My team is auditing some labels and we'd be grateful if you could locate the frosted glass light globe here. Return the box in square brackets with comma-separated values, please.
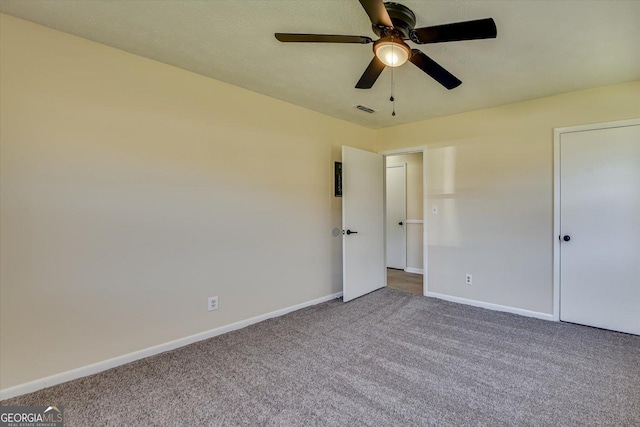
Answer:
[374, 41, 410, 67]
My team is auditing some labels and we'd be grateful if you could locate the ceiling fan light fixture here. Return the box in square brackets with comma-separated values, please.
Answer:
[374, 39, 410, 67]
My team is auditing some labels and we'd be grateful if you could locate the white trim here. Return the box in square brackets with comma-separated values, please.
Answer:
[0, 292, 343, 401]
[383, 155, 388, 289]
[422, 148, 428, 296]
[553, 129, 562, 321]
[554, 118, 640, 135]
[380, 146, 426, 156]
[552, 118, 640, 322]
[425, 291, 554, 321]
[405, 219, 423, 224]
[404, 268, 424, 275]
[401, 164, 407, 271]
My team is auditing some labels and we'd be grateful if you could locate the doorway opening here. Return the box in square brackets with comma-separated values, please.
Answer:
[387, 268, 423, 294]
[384, 151, 425, 295]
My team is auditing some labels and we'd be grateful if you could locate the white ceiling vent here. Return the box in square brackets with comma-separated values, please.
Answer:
[355, 105, 376, 114]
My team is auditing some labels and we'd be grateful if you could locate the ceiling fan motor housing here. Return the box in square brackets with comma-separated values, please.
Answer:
[373, 2, 416, 38]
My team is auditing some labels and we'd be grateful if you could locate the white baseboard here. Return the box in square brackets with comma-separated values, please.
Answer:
[424, 291, 554, 321]
[0, 291, 343, 401]
[404, 268, 424, 275]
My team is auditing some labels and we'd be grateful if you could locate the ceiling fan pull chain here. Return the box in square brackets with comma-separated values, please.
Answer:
[390, 66, 394, 103]
[390, 71, 396, 116]
[390, 38, 396, 116]
[389, 48, 396, 116]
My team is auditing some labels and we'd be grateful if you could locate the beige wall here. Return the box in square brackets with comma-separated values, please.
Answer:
[376, 81, 640, 315]
[0, 14, 374, 389]
[386, 153, 423, 271]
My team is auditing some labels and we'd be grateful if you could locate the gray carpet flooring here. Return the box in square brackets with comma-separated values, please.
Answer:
[2, 288, 639, 426]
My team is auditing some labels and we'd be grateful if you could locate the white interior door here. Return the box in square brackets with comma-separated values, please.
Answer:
[342, 146, 385, 302]
[386, 165, 406, 269]
[560, 124, 640, 335]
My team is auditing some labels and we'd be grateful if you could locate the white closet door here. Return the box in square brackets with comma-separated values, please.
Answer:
[560, 124, 640, 335]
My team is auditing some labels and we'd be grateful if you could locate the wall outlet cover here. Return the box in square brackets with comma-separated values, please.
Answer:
[208, 296, 219, 311]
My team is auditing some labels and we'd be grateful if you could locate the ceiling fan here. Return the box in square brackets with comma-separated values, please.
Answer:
[275, 0, 497, 90]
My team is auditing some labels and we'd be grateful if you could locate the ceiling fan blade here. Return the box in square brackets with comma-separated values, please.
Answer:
[411, 18, 497, 44]
[275, 33, 373, 44]
[408, 49, 461, 90]
[359, 0, 393, 28]
[355, 56, 386, 89]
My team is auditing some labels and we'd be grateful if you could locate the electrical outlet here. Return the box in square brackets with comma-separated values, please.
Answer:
[208, 296, 219, 312]
[465, 274, 472, 285]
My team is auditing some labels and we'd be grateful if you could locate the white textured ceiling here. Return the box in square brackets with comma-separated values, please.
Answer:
[1, 0, 639, 129]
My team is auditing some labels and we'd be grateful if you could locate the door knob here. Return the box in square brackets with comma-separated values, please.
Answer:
[346, 229, 358, 235]
[398, 221, 403, 226]
[563, 235, 571, 242]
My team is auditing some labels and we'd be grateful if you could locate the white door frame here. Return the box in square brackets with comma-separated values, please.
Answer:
[552, 118, 640, 321]
[380, 146, 428, 295]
